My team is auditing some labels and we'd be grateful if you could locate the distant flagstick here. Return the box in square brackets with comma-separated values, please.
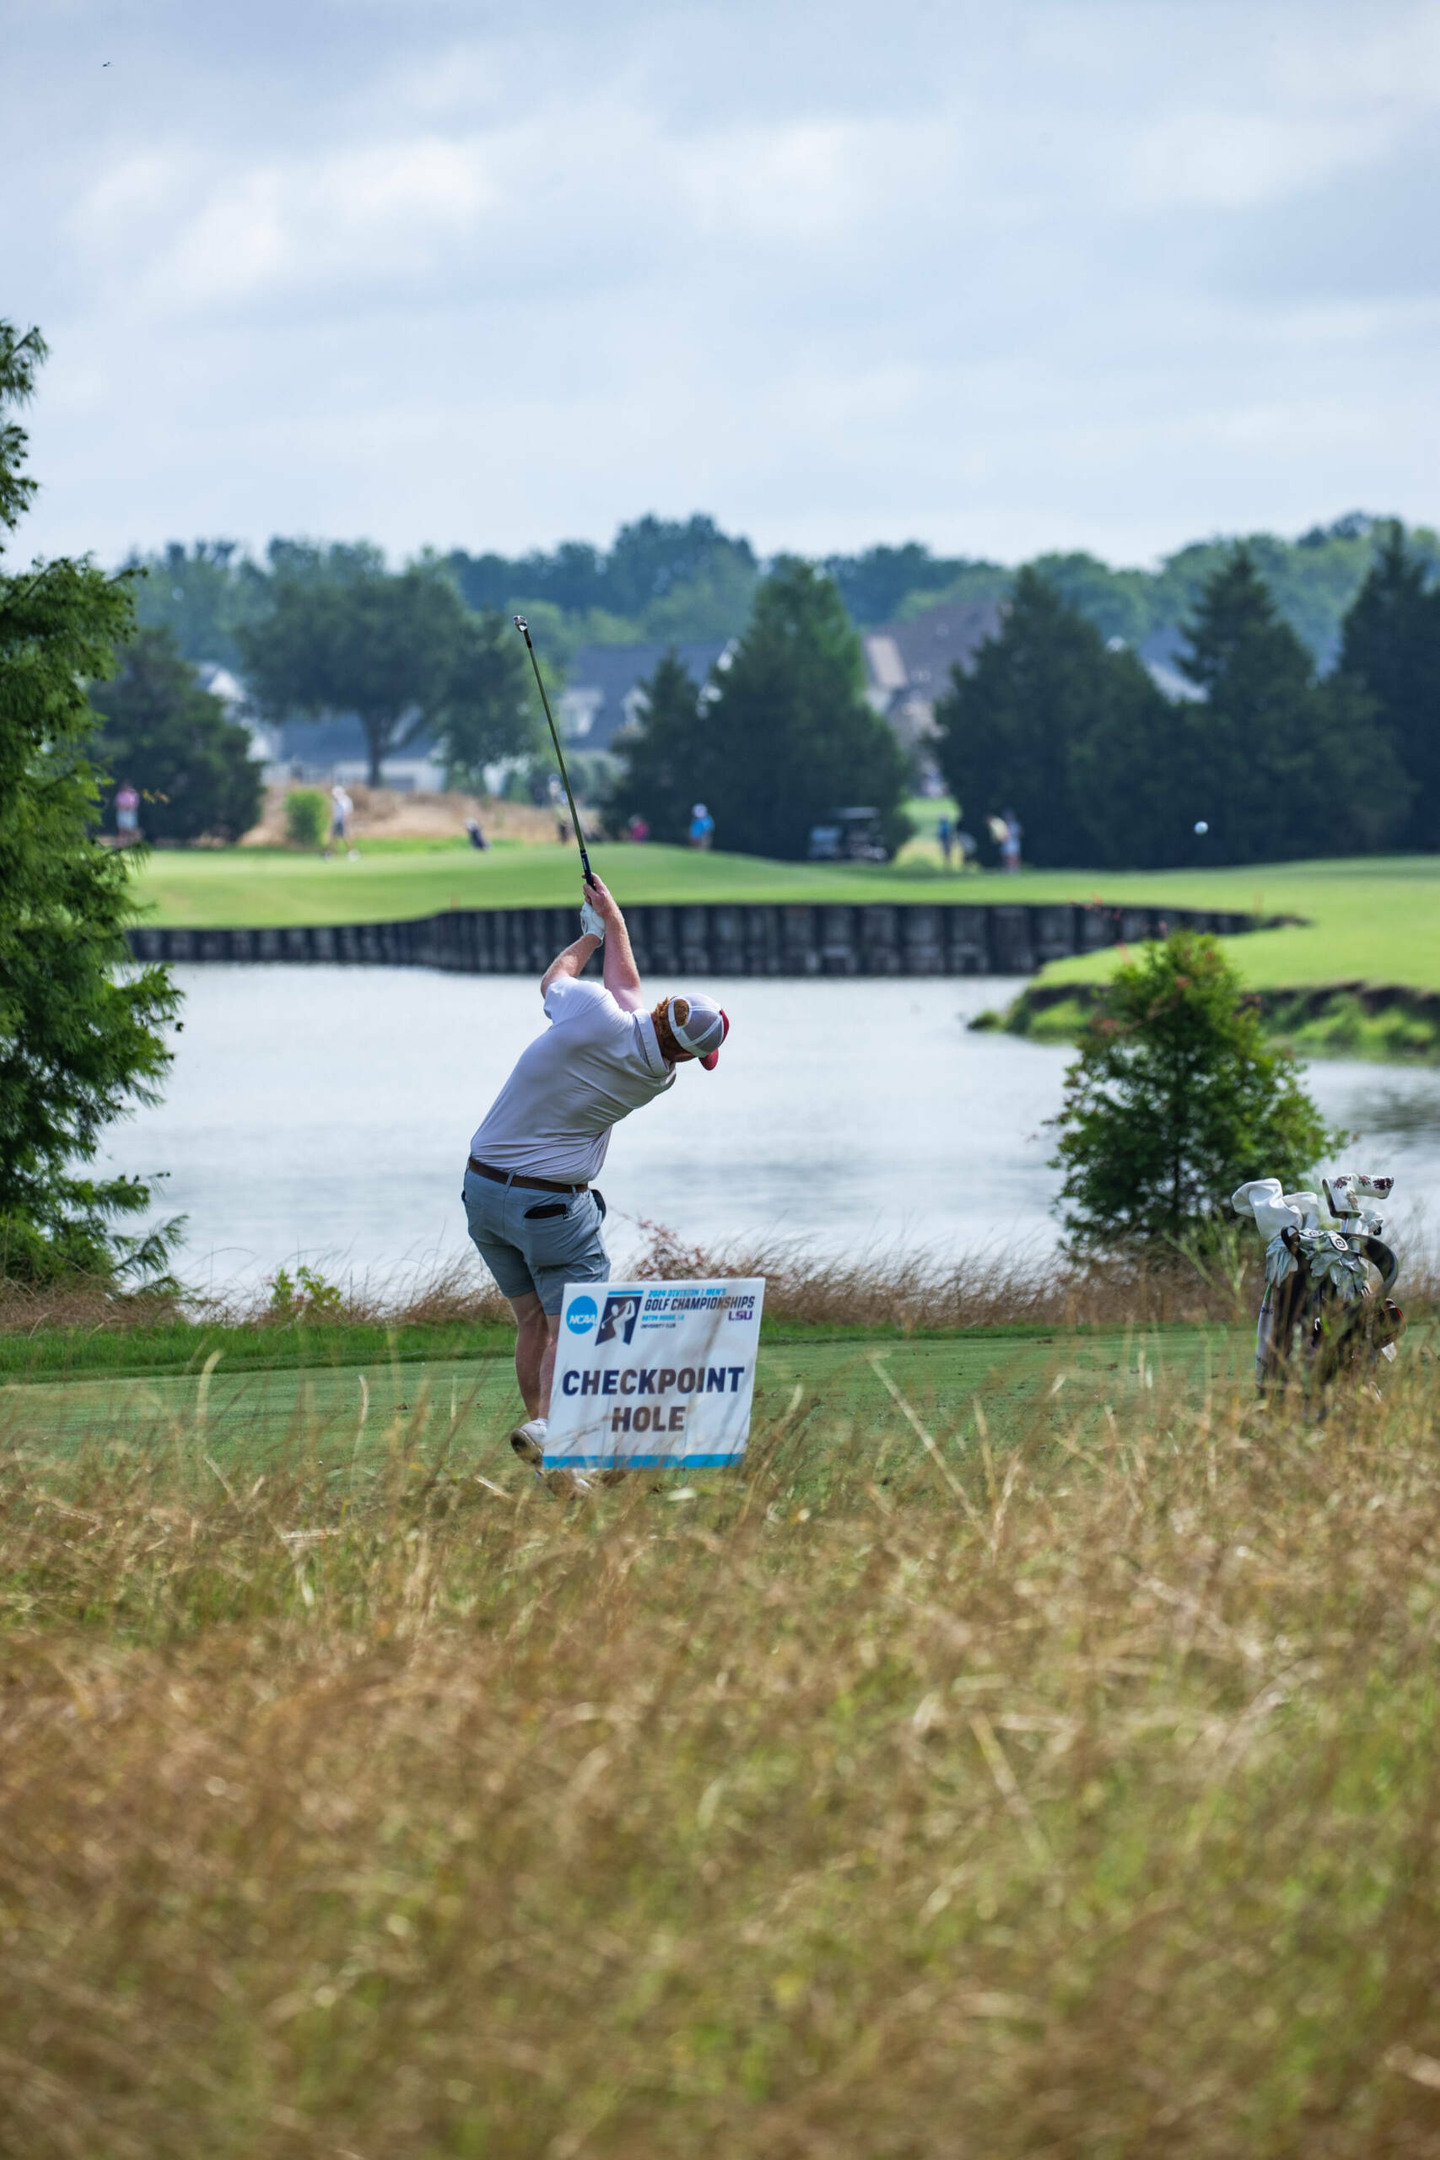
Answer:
[514, 615, 592, 882]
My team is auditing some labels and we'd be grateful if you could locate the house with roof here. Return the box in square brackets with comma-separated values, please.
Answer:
[558, 640, 733, 751]
[261, 715, 448, 792]
[190, 662, 447, 790]
[859, 601, 1203, 770]
[861, 600, 1003, 752]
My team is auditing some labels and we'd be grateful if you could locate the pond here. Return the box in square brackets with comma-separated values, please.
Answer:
[98, 967, 1440, 1293]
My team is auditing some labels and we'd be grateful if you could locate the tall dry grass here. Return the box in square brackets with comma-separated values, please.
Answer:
[4, 1203, 1434, 1347]
[15, 1217, 1436, 1343]
[4, 1340, 1440, 2156]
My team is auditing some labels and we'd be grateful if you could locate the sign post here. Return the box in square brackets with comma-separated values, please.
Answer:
[546, 1278, 766, 1471]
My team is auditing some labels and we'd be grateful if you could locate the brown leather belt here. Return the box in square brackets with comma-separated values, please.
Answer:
[467, 1155, 588, 1195]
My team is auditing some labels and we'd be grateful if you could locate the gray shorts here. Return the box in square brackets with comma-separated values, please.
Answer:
[462, 1166, 609, 1314]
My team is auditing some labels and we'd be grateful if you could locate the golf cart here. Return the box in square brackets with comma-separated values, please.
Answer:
[806, 807, 889, 863]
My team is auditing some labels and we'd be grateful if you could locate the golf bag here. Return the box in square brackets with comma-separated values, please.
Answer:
[1231, 1173, 1404, 1395]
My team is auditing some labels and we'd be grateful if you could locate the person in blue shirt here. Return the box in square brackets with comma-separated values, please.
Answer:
[688, 802, 715, 850]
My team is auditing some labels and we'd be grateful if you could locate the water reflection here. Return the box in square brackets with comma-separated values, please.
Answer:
[99, 966, 1440, 1292]
[1343, 1079, 1440, 1147]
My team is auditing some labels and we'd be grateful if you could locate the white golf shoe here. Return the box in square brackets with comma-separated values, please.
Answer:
[509, 1417, 547, 1467]
[509, 1417, 593, 1497]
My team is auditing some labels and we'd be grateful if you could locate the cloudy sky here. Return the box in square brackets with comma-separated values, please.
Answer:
[6, 0, 1439, 570]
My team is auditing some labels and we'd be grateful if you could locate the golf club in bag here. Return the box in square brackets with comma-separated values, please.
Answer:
[514, 615, 592, 882]
[1232, 1171, 1404, 1395]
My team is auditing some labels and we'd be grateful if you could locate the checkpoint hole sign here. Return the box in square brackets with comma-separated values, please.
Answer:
[546, 1279, 766, 1470]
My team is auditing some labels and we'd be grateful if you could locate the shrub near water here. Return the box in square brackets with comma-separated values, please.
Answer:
[5, 1345, 1440, 2156]
[1053, 930, 1339, 1255]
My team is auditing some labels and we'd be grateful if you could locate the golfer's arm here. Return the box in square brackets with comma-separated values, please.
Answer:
[540, 935, 600, 997]
[602, 912, 645, 1013]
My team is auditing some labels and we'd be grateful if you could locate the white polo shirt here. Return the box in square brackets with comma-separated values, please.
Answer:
[469, 978, 675, 1184]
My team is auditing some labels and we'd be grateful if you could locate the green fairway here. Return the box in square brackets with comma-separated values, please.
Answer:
[1030, 854, 1440, 995]
[127, 843, 1440, 994]
[1, 1326, 1247, 1480]
[128, 838, 962, 929]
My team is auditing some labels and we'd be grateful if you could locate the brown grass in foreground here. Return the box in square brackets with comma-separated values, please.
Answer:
[3, 1344, 1440, 2156]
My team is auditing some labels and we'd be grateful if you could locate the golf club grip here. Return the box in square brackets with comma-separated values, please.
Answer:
[515, 618, 592, 886]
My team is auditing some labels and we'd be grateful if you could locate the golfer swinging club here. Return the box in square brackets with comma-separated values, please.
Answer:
[463, 871, 729, 1466]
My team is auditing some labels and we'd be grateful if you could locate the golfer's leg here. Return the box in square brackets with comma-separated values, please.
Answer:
[537, 1312, 563, 1418]
[509, 1291, 550, 1419]
[521, 1190, 611, 1418]
[462, 1168, 544, 1422]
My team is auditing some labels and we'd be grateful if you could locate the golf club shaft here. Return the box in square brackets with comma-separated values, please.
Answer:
[514, 616, 592, 882]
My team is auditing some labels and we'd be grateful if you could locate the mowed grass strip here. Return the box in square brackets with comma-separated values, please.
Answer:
[2, 1340, 1437, 2155]
[0, 1327, 1241, 1470]
[127, 843, 1440, 994]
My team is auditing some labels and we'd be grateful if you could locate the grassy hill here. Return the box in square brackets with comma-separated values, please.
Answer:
[126, 843, 1440, 996]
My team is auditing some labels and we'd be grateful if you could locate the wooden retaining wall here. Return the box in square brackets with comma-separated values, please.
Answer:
[125, 900, 1271, 978]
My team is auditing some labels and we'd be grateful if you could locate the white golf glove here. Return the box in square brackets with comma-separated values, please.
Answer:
[580, 900, 606, 942]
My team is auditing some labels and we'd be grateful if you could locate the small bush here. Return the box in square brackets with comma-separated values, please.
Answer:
[267, 1262, 344, 1320]
[1052, 930, 1341, 1254]
[284, 789, 327, 847]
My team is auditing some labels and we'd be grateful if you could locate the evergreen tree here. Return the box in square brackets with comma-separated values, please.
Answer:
[608, 652, 705, 843]
[1175, 547, 1407, 862]
[89, 626, 264, 843]
[933, 568, 1179, 867]
[1339, 522, 1440, 850]
[0, 323, 181, 1283]
[614, 561, 909, 860]
[1053, 933, 1337, 1254]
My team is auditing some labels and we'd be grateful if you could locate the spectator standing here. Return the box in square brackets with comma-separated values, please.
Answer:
[465, 816, 489, 851]
[688, 802, 715, 850]
[936, 813, 954, 868]
[1001, 809, 1023, 875]
[114, 784, 140, 846]
[627, 812, 650, 844]
[328, 783, 354, 859]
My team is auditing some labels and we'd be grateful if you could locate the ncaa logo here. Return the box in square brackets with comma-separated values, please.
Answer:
[566, 1294, 599, 1334]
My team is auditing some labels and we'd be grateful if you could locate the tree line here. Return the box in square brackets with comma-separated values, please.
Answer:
[136, 509, 1440, 684]
[95, 513, 1440, 864]
[604, 530, 1440, 865]
[932, 535, 1440, 864]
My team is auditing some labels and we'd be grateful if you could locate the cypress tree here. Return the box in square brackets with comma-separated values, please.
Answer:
[0, 323, 181, 1282]
[1339, 522, 1440, 849]
[608, 651, 704, 844]
[1175, 547, 1407, 862]
[933, 567, 1179, 868]
[614, 562, 909, 860]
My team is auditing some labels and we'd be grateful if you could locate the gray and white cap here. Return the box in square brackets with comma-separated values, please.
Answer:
[667, 991, 730, 1071]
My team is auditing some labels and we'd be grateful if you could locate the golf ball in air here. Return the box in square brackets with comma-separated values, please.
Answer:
[1194, 820, 1209, 835]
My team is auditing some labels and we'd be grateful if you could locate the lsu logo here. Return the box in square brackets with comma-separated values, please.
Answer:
[566, 1294, 599, 1334]
[597, 1292, 642, 1346]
